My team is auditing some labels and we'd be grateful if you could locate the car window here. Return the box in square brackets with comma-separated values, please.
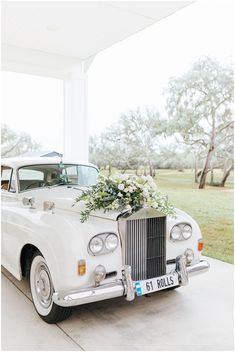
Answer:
[19, 169, 44, 180]
[18, 164, 98, 191]
[9, 170, 17, 193]
[1, 166, 12, 191]
[77, 165, 98, 186]
[18, 168, 44, 192]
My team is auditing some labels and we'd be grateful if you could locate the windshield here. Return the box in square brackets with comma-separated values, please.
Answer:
[18, 163, 99, 192]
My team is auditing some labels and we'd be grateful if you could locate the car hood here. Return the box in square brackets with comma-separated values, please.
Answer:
[21, 186, 192, 223]
[21, 186, 120, 220]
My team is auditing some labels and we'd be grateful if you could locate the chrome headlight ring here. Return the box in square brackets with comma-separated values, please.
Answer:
[170, 223, 192, 242]
[88, 232, 119, 256]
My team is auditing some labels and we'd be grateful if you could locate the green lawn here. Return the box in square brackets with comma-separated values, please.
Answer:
[155, 169, 234, 264]
[104, 168, 234, 264]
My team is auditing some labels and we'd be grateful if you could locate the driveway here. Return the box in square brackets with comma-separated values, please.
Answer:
[1, 257, 234, 351]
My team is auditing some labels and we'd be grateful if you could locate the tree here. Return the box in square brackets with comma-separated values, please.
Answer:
[1, 124, 41, 157]
[89, 108, 167, 175]
[117, 107, 166, 175]
[166, 57, 234, 188]
[212, 127, 234, 186]
[158, 144, 195, 170]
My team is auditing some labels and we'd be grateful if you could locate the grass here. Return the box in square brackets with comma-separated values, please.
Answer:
[155, 169, 234, 264]
[104, 168, 234, 264]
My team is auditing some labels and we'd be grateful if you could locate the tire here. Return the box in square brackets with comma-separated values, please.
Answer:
[30, 251, 72, 324]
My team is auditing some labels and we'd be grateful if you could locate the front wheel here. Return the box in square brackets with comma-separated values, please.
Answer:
[30, 252, 72, 323]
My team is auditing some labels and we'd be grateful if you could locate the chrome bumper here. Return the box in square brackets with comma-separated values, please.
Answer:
[187, 259, 210, 277]
[176, 256, 210, 286]
[53, 258, 210, 307]
[53, 281, 125, 307]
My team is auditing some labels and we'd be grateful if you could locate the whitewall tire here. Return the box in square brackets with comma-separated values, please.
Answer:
[30, 251, 72, 323]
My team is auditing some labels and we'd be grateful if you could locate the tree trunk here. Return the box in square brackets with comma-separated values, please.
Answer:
[199, 146, 214, 189]
[195, 166, 201, 184]
[220, 164, 233, 187]
[210, 167, 214, 185]
[199, 120, 216, 189]
[149, 165, 153, 177]
[194, 158, 198, 183]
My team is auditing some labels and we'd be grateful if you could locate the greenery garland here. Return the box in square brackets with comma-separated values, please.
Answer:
[75, 174, 175, 222]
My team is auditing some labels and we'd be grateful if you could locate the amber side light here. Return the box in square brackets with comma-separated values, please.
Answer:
[198, 240, 204, 251]
[78, 260, 86, 275]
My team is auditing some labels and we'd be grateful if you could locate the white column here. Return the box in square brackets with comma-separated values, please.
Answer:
[63, 63, 88, 161]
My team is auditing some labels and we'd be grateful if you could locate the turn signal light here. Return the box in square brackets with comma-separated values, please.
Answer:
[198, 240, 204, 251]
[78, 260, 86, 276]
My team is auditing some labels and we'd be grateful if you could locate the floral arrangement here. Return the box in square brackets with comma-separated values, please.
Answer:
[75, 173, 175, 222]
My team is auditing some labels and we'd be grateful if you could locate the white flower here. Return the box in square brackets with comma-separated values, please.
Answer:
[124, 188, 129, 193]
[143, 188, 149, 198]
[150, 182, 157, 190]
[125, 204, 132, 211]
[128, 186, 134, 193]
[118, 184, 125, 191]
[117, 192, 123, 197]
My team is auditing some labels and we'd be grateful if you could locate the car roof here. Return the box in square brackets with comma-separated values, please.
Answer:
[1, 156, 98, 169]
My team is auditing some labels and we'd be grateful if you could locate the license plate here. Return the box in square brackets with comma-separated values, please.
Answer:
[134, 272, 179, 296]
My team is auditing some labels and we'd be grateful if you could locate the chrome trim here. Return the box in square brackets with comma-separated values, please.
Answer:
[170, 223, 192, 242]
[22, 196, 36, 209]
[176, 255, 189, 286]
[53, 259, 210, 307]
[53, 281, 124, 307]
[187, 260, 210, 277]
[119, 214, 166, 281]
[123, 265, 135, 301]
[88, 232, 119, 256]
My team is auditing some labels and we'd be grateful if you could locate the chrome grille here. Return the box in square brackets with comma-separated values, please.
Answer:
[119, 216, 166, 281]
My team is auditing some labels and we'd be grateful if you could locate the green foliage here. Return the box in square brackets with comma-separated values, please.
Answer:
[89, 57, 233, 187]
[75, 173, 175, 222]
[165, 57, 234, 187]
[154, 169, 233, 264]
[89, 107, 169, 173]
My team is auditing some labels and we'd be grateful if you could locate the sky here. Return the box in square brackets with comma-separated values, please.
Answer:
[2, 0, 234, 153]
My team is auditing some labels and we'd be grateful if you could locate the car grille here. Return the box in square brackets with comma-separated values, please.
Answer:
[119, 216, 166, 281]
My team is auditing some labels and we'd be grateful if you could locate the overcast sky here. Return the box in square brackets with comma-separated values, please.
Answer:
[2, 0, 234, 153]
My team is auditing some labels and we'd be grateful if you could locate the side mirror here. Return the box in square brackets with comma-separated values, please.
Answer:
[43, 201, 55, 213]
[22, 197, 36, 209]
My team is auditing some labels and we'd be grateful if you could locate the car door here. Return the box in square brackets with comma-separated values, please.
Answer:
[1, 165, 21, 276]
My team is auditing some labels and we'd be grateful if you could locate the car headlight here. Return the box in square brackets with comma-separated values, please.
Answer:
[182, 224, 192, 239]
[171, 225, 181, 240]
[170, 223, 192, 241]
[89, 236, 103, 255]
[184, 248, 194, 264]
[88, 233, 119, 255]
[105, 234, 119, 251]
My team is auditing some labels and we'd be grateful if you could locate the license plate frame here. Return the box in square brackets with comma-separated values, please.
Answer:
[134, 272, 179, 296]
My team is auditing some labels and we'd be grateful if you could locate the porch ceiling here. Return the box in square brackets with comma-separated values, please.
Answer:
[2, 1, 192, 76]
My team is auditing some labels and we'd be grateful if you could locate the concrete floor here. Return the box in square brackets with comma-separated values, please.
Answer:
[1, 257, 234, 351]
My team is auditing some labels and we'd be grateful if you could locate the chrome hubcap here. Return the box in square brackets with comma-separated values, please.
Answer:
[34, 262, 53, 308]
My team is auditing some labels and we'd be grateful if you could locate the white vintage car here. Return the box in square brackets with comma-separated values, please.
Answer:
[1, 157, 209, 323]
